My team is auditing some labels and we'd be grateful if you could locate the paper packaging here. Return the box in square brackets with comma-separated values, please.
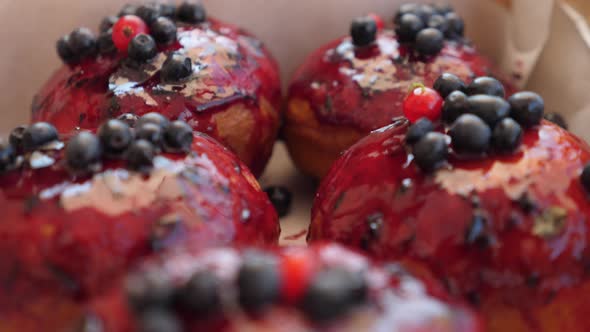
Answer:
[0, 1, 589, 243]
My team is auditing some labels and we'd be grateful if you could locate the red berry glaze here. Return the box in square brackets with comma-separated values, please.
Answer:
[80, 244, 483, 332]
[0, 132, 279, 332]
[33, 18, 281, 177]
[310, 119, 590, 332]
[286, 29, 515, 178]
[403, 85, 443, 123]
[112, 15, 149, 52]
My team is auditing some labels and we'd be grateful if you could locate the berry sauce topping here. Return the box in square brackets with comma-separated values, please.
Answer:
[0, 118, 279, 331]
[40, 2, 281, 178]
[401, 73, 543, 172]
[81, 244, 482, 331]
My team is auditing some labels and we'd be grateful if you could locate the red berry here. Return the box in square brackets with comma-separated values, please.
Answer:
[368, 13, 384, 31]
[112, 15, 149, 53]
[403, 85, 444, 123]
[280, 248, 317, 303]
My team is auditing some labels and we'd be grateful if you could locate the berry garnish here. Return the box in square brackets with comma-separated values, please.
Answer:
[99, 16, 118, 33]
[97, 30, 116, 54]
[160, 53, 192, 83]
[22, 122, 58, 152]
[434, 73, 466, 99]
[137, 113, 171, 130]
[301, 268, 367, 322]
[395, 13, 424, 43]
[137, 309, 182, 332]
[466, 95, 510, 126]
[119, 4, 138, 17]
[128, 33, 157, 62]
[433, 4, 454, 15]
[9, 125, 27, 152]
[445, 12, 465, 39]
[582, 163, 590, 193]
[367, 13, 384, 31]
[280, 249, 316, 303]
[98, 119, 133, 157]
[68, 28, 98, 59]
[176, 271, 222, 317]
[151, 17, 177, 45]
[415, 28, 444, 56]
[117, 113, 140, 127]
[405, 118, 434, 145]
[508, 91, 545, 128]
[0, 140, 16, 172]
[237, 251, 281, 312]
[544, 112, 568, 129]
[264, 186, 293, 218]
[442, 90, 469, 124]
[159, 3, 177, 18]
[65, 132, 102, 175]
[126, 140, 155, 173]
[56, 28, 98, 63]
[163, 121, 194, 153]
[449, 114, 492, 155]
[136, 3, 161, 25]
[492, 118, 523, 153]
[427, 14, 449, 35]
[136, 123, 164, 148]
[112, 15, 149, 53]
[126, 271, 175, 312]
[394, 3, 420, 25]
[466, 76, 505, 98]
[177, 1, 207, 24]
[402, 84, 443, 123]
[412, 132, 448, 171]
[56, 36, 76, 63]
[350, 16, 378, 47]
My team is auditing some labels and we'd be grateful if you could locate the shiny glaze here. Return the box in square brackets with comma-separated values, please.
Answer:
[288, 30, 513, 132]
[0, 132, 279, 332]
[310, 120, 590, 331]
[84, 244, 482, 332]
[32, 18, 281, 177]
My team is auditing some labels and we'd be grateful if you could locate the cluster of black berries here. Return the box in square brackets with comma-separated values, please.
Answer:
[407, 73, 545, 172]
[66, 113, 194, 175]
[394, 3, 464, 56]
[127, 251, 368, 331]
[0, 122, 60, 172]
[57, 1, 206, 65]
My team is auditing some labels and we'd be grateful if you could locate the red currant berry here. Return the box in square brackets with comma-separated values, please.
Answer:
[403, 84, 443, 123]
[280, 249, 317, 303]
[112, 15, 149, 53]
[368, 13, 384, 31]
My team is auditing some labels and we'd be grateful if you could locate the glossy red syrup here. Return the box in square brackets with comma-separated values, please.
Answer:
[288, 31, 514, 132]
[0, 132, 279, 331]
[85, 244, 483, 332]
[310, 119, 590, 331]
[32, 18, 282, 177]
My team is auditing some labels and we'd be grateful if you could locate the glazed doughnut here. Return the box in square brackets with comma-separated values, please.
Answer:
[79, 244, 482, 332]
[0, 119, 279, 331]
[32, 2, 281, 177]
[285, 4, 514, 179]
[310, 78, 590, 331]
